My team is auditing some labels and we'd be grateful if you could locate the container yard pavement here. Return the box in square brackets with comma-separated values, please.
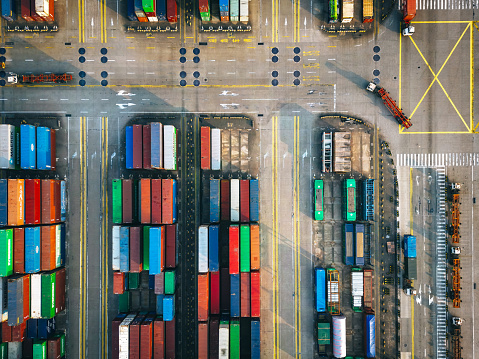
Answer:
[1, 0, 479, 358]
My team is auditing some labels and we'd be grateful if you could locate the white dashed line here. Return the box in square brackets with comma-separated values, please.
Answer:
[25, 59, 34, 62]
[39, 99, 48, 101]
[81, 99, 89, 101]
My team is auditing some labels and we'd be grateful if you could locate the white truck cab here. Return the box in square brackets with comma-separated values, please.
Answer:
[402, 25, 415, 36]
[6, 73, 18, 84]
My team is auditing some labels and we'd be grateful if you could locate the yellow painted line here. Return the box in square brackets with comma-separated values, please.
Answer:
[146, 47, 155, 49]
[400, 131, 471, 134]
[272, 115, 279, 359]
[89, 36, 97, 38]
[45, 35, 54, 38]
[79, 117, 86, 359]
[147, 36, 155, 39]
[25, 36, 33, 38]
[470, 22, 474, 132]
[327, 45, 336, 47]
[185, 36, 194, 39]
[474, 121, 479, 132]
[399, 29, 402, 109]
[126, 36, 135, 38]
[294, 115, 301, 358]
[247, 47, 256, 48]
[167, 36, 176, 38]
[127, 47, 135, 49]
[411, 295, 415, 359]
[410, 167, 413, 235]
[412, 20, 471, 23]
[100, 0, 104, 42]
[86, 46, 95, 49]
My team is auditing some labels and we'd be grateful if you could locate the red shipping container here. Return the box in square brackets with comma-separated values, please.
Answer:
[122, 179, 133, 223]
[153, 319, 165, 359]
[2, 321, 12, 342]
[209, 318, 219, 359]
[21, 0, 33, 21]
[143, 125, 152, 169]
[240, 180, 250, 223]
[41, 225, 56, 271]
[14, 228, 25, 273]
[113, 272, 125, 294]
[129, 317, 142, 359]
[140, 315, 154, 359]
[165, 224, 176, 269]
[41, 180, 52, 224]
[161, 179, 174, 224]
[50, 129, 56, 171]
[22, 275, 30, 322]
[30, 0, 44, 21]
[50, 180, 56, 224]
[166, 0, 177, 22]
[200, 126, 211, 170]
[140, 178, 151, 224]
[151, 179, 162, 224]
[198, 322, 208, 359]
[54, 180, 61, 222]
[129, 226, 142, 272]
[220, 180, 230, 221]
[210, 271, 220, 315]
[165, 319, 175, 359]
[240, 272, 250, 317]
[229, 226, 239, 274]
[25, 179, 41, 225]
[155, 273, 164, 295]
[112, 315, 125, 359]
[11, 321, 26, 342]
[132, 124, 143, 169]
[251, 271, 260, 317]
[8, 179, 24, 226]
[48, 335, 61, 359]
[220, 268, 230, 313]
[55, 267, 66, 314]
[198, 273, 209, 321]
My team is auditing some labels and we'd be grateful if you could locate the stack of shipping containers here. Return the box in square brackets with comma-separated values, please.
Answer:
[127, 0, 178, 23]
[0, 124, 67, 357]
[199, 125, 260, 359]
[111, 121, 178, 358]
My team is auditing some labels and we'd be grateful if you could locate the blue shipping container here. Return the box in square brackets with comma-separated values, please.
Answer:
[1, 0, 15, 21]
[60, 181, 66, 222]
[25, 227, 41, 273]
[149, 275, 155, 290]
[163, 295, 175, 321]
[60, 223, 66, 266]
[230, 273, 240, 317]
[0, 179, 7, 226]
[37, 318, 55, 339]
[156, 294, 164, 315]
[315, 268, 326, 312]
[171, 180, 178, 223]
[27, 318, 38, 338]
[7, 279, 23, 326]
[210, 179, 220, 223]
[344, 224, 354, 265]
[127, 0, 138, 20]
[120, 227, 130, 272]
[219, 0, 229, 12]
[249, 179, 259, 222]
[150, 123, 161, 168]
[355, 224, 365, 266]
[365, 314, 375, 358]
[251, 319, 260, 359]
[156, 0, 167, 20]
[404, 235, 417, 258]
[36, 127, 51, 170]
[125, 126, 133, 169]
[208, 225, 219, 272]
[149, 227, 163, 275]
[20, 125, 36, 170]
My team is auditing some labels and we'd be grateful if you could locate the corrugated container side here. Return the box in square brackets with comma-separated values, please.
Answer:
[41, 180, 51, 224]
[162, 179, 177, 224]
[129, 314, 143, 359]
[218, 322, 229, 358]
[210, 271, 220, 315]
[200, 126, 211, 170]
[220, 268, 230, 313]
[120, 227, 130, 272]
[7, 277, 23, 326]
[211, 128, 221, 170]
[0, 229, 13, 277]
[142, 125, 152, 169]
[149, 227, 165, 275]
[22, 274, 30, 322]
[150, 123, 164, 170]
[129, 226, 142, 272]
[230, 274, 240, 318]
[230, 179, 240, 222]
[209, 318, 219, 359]
[0, 180, 7, 226]
[8, 179, 24, 226]
[165, 319, 175, 358]
[153, 318, 165, 359]
[143, 226, 150, 271]
[229, 321, 240, 359]
[250, 224, 260, 270]
[156, 0, 166, 20]
[55, 267, 65, 314]
[166, 0, 177, 22]
[164, 270, 175, 295]
[13, 228, 25, 274]
[47, 336, 61, 359]
[163, 125, 177, 170]
[140, 314, 154, 359]
[240, 272, 250, 317]
[8, 341, 22, 358]
[126, 126, 133, 169]
[198, 273, 209, 321]
[240, 225, 250, 272]
[40, 272, 56, 319]
[25, 179, 38, 225]
[250, 271, 260, 317]
[112, 314, 127, 359]
[151, 179, 162, 224]
[60, 180, 66, 222]
[40, 226, 56, 271]
[55, 225, 61, 268]
[165, 224, 177, 269]
[2, 321, 12, 342]
[30, 274, 41, 318]
[112, 179, 122, 224]
[210, 179, 220, 223]
[163, 295, 175, 321]
[113, 272, 125, 294]
[36, 127, 51, 170]
[11, 322, 26, 344]
[239, 180, 249, 223]
[122, 179, 133, 223]
[198, 322, 208, 359]
[251, 320, 260, 359]
[220, 180, 230, 221]
[25, 227, 40, 274]
[112, 226, 121, 271]
[20, 125, 35, 170]
[208, 225, 219, 272]
[140, 178, 151, 224]
[50, 129, 56, 171]
[229, 225, 239, 274]
[364, 313, 375, 358]
[198, 226, 208, 273]
[249, 179, 259, 222]
[132, 124, 143, 169]
[155, 272, 165, 294]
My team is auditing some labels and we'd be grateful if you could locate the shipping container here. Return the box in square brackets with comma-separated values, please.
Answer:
[165, 224, 177, 269]
[208, 225, 219, 272]
[219, 0, 229, 19]
[198, 322, 208, 359]
[50, 129, 56, 170]
[129, 272, 139, 289]
[199, 0, 210, 20]
[132, 124, 143, 169]
[355, 224, 365, 266]
[120, 227, 130, 272]
[156, 0, 166, 20]
[127, 0, 138, 20]
[112, 179, 122, 224]
[364, 311, 375, 358]
[163, 125, 177, 170]
[332, 315, 346, 358]
[150, 123, 164, 169]
[315, 268, 326, 312]
[240, 272, 250, 317]
[122, 179, 133, 224]
[351, 268, 364, 312]
[129, 313, 145, 358]
[164, 270, 175, 294]
[113, 272, 125, 294]
[251, 320, 260, 359]
[55, 267, 65, 315]
[406, 257, 417, 280]
[8, 341, 22, 358]
[11, 321, 26, 343]
[119, 314, 136, 358]
[200, 126, 211, 170]
[209, 317, 219, 359]
[198, 225, 208, 273]
[8, 276, 23, 325]
[221, 130, 230, 172]
[162, 179, 177, 224]
[112, 226, 120, 271]
[211, 128, 221, 170]
[36, 127, 51, 170]
[41, 225, 56, 271]
[53, 180, 61, 223]
[118, 292, 130, 313]
[0, 125, 16, 169]
[239, 0, 248, 21]
[210, 271, 220, 315]
[229, 225, 239, 274]
[229, 0, 239, 21]
[156, 294, 164, 315]
[60, 180, 66, 222]
[126, 126, 133, 169]
[143, 226, 150, 271]
[151, 179, 162, 224]
[210, 179, 220, 223]
[13, 228, 25, 273]
[250, 224, 260, 270]
[230, 274, 240, 317]
[230, 179, 240, 222]
[40, 271, 56, 319]
[60, 223, 66, 267]
[198, 273, 209, 321]
[142, 0, 157, 21]
[250, 271, 260, 317]
[343, 224, 354, 265]
[22, 274, 30, 322]
[165, 319, 175, 358]
[30, 274, 41, 318]
[140, 313, 154, 359]
[8, 179, 24, 226]
[149, 226, 165, 275]
[143, 125, 152, 169]
[229, 320, 240, 359]
[220, 268, 230, 313]
[0, 180, 7, 226]
[155, 272, 164, 294]
[0, 278, 5, 322]
[163, 295, 175, 321]
[1, 0, 16, 21]
[2, 321, 12, 342]
[218, 320, 229, 359]
[153, 318, 165, 359]
[32, 340, 47, 359]
[140, 178, 151, 224]
[220, 180, 230, 221]
[249, 179, 259, 222]
[240, 225, 250, 272]
[0, 229, 13, 277]
[166, 0, 177, 22]
[240, 180, 249, 223]
[404, 234, 417, 258]
[40, 180, 52, 224]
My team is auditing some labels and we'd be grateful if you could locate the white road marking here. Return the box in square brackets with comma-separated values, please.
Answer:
[60, 99, 68, 101]
[25, 59, 34, 61]
[39, 99, 48, 101]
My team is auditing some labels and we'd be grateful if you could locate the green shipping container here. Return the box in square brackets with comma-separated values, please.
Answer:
[240, 225, 250, 272]
[0, 343, 6, 359]
[118, 292, 130, 313]
[33, 340, 47, 359]
[0, 229, 13, 277]
[112, 179, 122, 224]
[41, 272, 56, 318]
[230, 320, 240, 359]
[143, 226, 150, 271]
[200, 12, 211, 21]
[142, 0, 155, 13]
[164, 270, 175, 294]
[129, 272, 139, 289]
[57, 332, 66, 357]
[317, 322, 330, 345]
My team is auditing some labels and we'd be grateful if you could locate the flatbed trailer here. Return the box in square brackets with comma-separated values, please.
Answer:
[21, 73, 73, 83]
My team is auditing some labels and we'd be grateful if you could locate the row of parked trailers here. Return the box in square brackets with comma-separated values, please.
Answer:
[112, 178, 177, 225]
[343, 223, 364, 266]
[0, 125, 56, 170]
[127, 0, 177, 22]
[125, 124, 177, 171]
[1, 329, 65, 359]
[204, 179, 259, 223]
[1, 0, 53, 21]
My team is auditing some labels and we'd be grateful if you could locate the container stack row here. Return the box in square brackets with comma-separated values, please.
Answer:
[1, 329, 66, 359]
[125, 123, 177, 171]
[127, 0, 178, 23]
[204, 178, 259, 224]
[0, 125, 56, 170]
[2, 0, 55, 21]
[112, 178, 177, 225]
[198, 0, 249, 22]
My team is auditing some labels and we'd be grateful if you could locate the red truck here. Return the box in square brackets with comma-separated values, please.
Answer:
[402, 0, 416, 35]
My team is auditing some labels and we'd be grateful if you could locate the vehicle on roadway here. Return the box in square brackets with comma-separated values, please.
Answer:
[314, 180, 324, 220]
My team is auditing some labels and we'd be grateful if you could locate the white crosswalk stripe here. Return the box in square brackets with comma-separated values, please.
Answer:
[398, 0, 474, 10]
[396, 153, 479, 167]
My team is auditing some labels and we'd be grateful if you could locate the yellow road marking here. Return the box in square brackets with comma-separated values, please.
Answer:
[401, 131, 471, 134]
[272, 116, 279, 359]
[412, 20, 470, 23]
[470, 22, 474, 132]
[411, 295, 415, 359]
[101, 117, 109, 359]
[293, 116, 301, 358]
[410, 167, 413, 235]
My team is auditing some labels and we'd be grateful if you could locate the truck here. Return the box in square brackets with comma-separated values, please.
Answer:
[366, 82, 413, 129]
[327, 268, 340, 315]
[404, 235, 417, 258]
[332, 315, 346, 358]
[402, 0, 416, 36]
[5, 73, 72, 85]
[363, 269, 373, 309]
[351, 268, 364, 312]
[315, 268, 326, 312]
[341, 0, 354, 22]
[406, 257, 417, 280]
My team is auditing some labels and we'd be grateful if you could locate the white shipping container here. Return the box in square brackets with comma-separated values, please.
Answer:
[112, 226, 120, 271]
[0, 125, 15, 170]
[7, 342, 22, 359]
[55, 225, 61, 268]
[163, 125, 177, 171]
[35, 0, 50, 17]
[30, 274, 42, 319]
[198, 225, 209, 273]
[239, 0, 248, 21]
[147, 16, 158, 21]
[351, 272, 364, 296]
[119, 314, 136, 359]
[353, 295, 362, 308]
[218, 323, 229, 359]
[230, 179, 240, 222]
[328, 282, 339, 303]
[211, 129, 221, 170]
[151, 122, 164, 169]
[332, 315, 346, 358]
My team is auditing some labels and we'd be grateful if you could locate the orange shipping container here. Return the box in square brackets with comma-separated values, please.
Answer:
[251, 271, 261, 317]
[8, 179, 24, 226]
[198, 322, 208, 359]
[41, 225, 56, 271]
[140, 178, 151, 224]
[250, 224, 260, 270]
[198, 273, 209, 321]
[22, 275, 30, 322]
